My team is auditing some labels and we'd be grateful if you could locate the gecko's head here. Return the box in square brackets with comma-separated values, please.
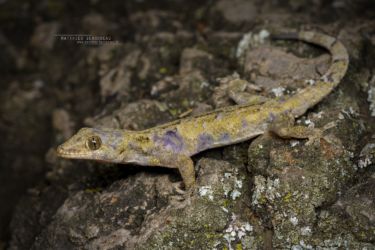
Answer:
[57, 127, 124, 163]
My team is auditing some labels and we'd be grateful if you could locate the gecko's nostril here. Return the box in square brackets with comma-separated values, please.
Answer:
[56, 145, 64, 155]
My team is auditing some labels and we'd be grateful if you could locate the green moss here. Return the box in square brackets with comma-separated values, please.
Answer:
[222, 199, 231, 208]
[283, 192, 292, 202]
[204, 232, 217, 239]
[235, 243, 243, 250]
[168, 108, 179, 117]
[258, 196, 267, 204]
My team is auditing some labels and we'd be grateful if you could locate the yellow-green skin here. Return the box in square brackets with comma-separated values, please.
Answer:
[57, 31, 349, 189]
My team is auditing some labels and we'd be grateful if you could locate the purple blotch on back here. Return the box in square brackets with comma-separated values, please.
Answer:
[154, 130, 184, 153]
[241, 119, 248, 129]
[268, 112, 276, 123]
[219, 133, 230, 142]
[197, 133, 214, 152]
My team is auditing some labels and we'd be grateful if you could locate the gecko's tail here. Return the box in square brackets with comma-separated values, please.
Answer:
[271, 31, 349, 87]
[270, 30, 349, 118]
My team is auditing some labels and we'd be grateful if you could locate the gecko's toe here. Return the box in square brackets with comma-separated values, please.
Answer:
[169, 195, 185, 202]
[305, 129, 324, 146]
[305, 137, 319, 146]
[305, 135, 322, 146]
[172, 181, 186, 195]
[321, 134, 342, 147]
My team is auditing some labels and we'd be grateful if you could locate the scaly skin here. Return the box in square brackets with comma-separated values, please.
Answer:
[57, 31, 349, 189]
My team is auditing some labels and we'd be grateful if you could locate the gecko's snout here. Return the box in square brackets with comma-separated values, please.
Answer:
[56, 141, 84, 158]
[56, 143, 82, 159]
[56, 145, 65, 156]
[56, 142, 77, 158]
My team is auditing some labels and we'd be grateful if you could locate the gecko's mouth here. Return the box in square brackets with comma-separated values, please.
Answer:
[56, 145, 117, 164]
[56, 145, 89, 159]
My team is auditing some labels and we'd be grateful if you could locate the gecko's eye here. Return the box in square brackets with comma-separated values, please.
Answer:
[86, 135, 102, 150]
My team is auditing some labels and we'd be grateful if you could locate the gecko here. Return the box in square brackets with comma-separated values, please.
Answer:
[57, 31, 349, 189]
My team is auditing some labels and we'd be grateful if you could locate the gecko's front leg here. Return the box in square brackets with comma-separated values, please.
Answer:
[156, 153, 196, 190]
[175, 155, 195, 189]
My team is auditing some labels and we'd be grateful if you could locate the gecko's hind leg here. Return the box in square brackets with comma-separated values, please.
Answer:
[164, 155, 195, 190]
[269, 113, 322, 145]
[171, 181, 187, 195]
[159, 155, 195, 192]
[227, 79, 269, 105]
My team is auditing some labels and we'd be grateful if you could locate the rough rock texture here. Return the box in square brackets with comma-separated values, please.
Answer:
[1, 1, 375, 249]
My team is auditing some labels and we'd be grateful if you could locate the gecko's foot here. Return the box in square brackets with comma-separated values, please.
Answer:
[320, 133, 342, 146]
[169, 194, 185, 202]
[305, 135, 321, 146]
[172, 181, 187, 195]
[305, 129, 324, 146]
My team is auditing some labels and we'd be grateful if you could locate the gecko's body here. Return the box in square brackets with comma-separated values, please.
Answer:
[57, 31, 349, 189]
